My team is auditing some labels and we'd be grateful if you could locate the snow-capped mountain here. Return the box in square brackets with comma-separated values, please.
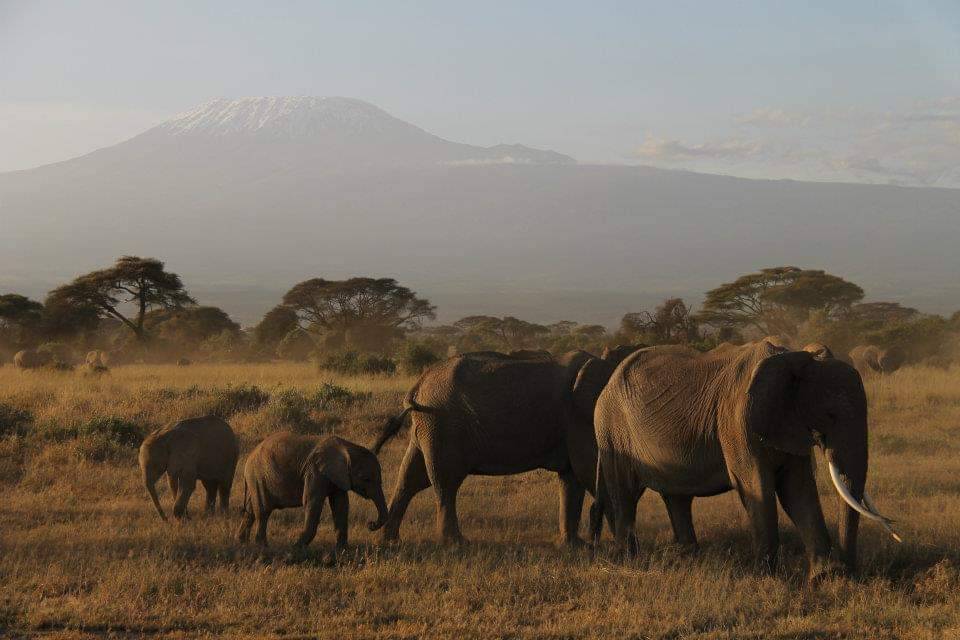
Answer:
[1, 97, 958, 325]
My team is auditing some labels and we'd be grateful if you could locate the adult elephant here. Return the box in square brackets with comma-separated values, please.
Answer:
[373, 348, 626, 546]
[13, 349, 51, 369]
[849, 344, 904, 377]
[595, 341, 899, 580]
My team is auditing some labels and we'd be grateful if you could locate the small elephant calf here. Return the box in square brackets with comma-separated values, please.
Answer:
[237, 432, 388, 549]
[139, 415, 239, 520]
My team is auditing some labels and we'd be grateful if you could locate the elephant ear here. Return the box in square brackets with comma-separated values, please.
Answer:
[312, 446, 351, 492]
[746, 350, 816, 455]
[571, 357, 616, 419]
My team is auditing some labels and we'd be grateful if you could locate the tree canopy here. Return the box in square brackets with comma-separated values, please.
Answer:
[144, 306, 240, 347]
[0, 294, 44, 348]
[620, 298, 700, 344]
[279, 277, 434, 352]
[46, 256, 195, 341]
[697, 266, 864, 336]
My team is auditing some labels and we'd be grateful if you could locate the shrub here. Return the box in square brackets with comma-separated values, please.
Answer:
[79, 417, 143, 447]
[397, 342, 441, 375]
[37, 342, 73, 365]
[319, 350, 396, 375]
[206, 384, 270, 417]
[265, 389, 312, 427]
[310, 383, 357, 410]
[0, 403, 32, 437]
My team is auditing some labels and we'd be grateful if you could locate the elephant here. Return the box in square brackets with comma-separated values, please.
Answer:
[849, 344, 904, 377]
[139, 415, 239, 520]
[237, 432, 388, 549]
[13, 349, 51, 369]
[802, 342, 834, 361]
[508, 349, 554, 360]
[373, 348, 631, 546]
[601, 344, 646, 365]
[85, 350, 106, 367]
[594, 341, 900, 580]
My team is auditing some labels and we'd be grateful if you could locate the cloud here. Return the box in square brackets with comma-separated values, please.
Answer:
[634, 97, 960, 187]
[633, 137, 765, 161]
[735, 107, 811, 127]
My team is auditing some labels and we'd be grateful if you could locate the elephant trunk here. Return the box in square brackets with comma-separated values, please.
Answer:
[367, 486, 389, 531]
[824, 425, 900, 569]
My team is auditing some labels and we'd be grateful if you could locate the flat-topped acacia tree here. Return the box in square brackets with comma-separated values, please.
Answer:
[279, 277, 435, 351]
[46, 256, 195, 342]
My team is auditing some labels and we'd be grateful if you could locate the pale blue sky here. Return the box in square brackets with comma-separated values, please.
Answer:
[2, 1, 959, 184]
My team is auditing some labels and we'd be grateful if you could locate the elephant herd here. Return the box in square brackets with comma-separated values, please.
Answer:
[139, 340, 901, 581]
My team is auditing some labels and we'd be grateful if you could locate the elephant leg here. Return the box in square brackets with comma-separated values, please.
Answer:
[662, 494, 698, 549]
[601, 453, 642, 557]
[201, 479, 218, 514]
[167, 473, 179, 499]
[382, 440, 431, 543]
[172, 471, 196, 520]
[775, 456, 834, 580]
[730, 468, 779, 572]
[558, 469, 586, 547]
[329, 491, 349, 552]
[236, 503, 254, 542]
[420, 444, 466, 545]
[218, 480, 231, 513]
[254, 505, 272, 546]
[295, 495, 324, 547]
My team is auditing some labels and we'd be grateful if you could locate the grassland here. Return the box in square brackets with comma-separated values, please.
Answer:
[1, 362, 959, 639]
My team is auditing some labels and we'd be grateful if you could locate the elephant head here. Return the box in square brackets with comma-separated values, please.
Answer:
[802, 342, 834, 361]
[303, 440, 389, 531]
[746, 350, 899, 567]
[601, 344, 646, 367]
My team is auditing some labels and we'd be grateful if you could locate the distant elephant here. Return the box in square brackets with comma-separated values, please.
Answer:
[601, 344, 647, 366]
[374, 349, 619, 546]
[802, 342, 834, 361]
[595, 341, 899, 580]
[176, 357, 192, 366]
[139, 415, 239, 520]
[85, 350, 110, 367]
[13, 349, 51, 369]
[237, 432, 388, 549]
[849, 344, 904, 376]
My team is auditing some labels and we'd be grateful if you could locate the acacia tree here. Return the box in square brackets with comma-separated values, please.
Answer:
[620, 298, 700, 344]
[0, 294, 44, 349]
[280, 277, 435, 351]
[453, 315, 549, 350]
[696, 266, 863, 336]
[254, 305, 300, 350]
[46, 256, 195, 342]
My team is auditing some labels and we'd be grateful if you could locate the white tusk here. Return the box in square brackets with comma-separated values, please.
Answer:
[828, 461, 902, 543]
[864, 490, 903, 543]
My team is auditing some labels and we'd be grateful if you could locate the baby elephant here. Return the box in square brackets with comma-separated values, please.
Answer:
[237, 432, 388, 549]
[139, 415, 239, 520]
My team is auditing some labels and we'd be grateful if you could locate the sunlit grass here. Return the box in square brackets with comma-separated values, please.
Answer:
[1, 363, 958, 638]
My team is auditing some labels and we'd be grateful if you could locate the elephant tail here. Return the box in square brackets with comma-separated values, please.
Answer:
[372, 384, 428, 455]
[589, 456, 607, 546]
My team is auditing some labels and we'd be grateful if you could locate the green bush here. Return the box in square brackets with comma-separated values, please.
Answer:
[262, 388, 343, 435]
[78, 417, 143, 447]
[397, 342, 441, 375]
[206, 384, 270, 417]
[318, 351, 396, 375]
[0, 403, 32, 438]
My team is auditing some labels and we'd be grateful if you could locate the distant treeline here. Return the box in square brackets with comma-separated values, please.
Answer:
[2, 258, 959, 374]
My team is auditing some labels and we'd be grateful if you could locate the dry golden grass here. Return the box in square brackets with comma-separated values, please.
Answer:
[1, 362, 959, 639]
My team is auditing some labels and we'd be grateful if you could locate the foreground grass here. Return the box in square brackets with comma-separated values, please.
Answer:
[1, 363, 959, 638]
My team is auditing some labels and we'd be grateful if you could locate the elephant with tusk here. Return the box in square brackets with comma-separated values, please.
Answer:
[594, 340, 899, 581]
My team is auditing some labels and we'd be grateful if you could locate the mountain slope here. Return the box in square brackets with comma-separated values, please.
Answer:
[1, 97, 958, 325]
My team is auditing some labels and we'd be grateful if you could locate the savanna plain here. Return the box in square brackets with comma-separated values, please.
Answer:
[1, 363, 959, 639]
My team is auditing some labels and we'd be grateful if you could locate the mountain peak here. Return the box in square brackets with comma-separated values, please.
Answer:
[156, 96, 413, 138]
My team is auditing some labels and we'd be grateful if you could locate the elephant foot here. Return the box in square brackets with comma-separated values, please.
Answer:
[559, 535, 589, 550]
[806, 557, 848, 585]
[441, 534, 466, 548]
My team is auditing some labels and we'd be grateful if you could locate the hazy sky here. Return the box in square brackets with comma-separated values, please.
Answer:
[2, 1, 959, 185]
